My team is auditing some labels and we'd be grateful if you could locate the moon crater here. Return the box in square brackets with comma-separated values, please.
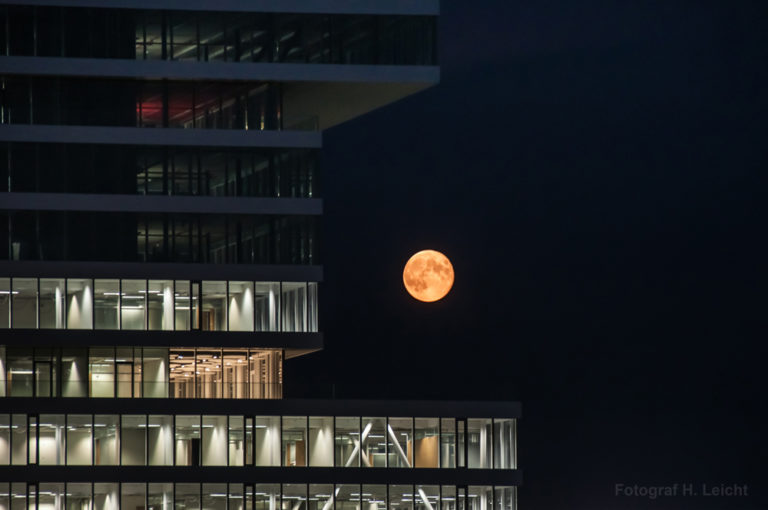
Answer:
[403, 250, 454, 302]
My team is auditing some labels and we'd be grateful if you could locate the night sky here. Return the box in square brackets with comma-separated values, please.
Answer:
[287, 2, 767, 509]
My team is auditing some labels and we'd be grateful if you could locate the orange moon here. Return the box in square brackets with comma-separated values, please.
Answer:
[403, 250, 454, 302]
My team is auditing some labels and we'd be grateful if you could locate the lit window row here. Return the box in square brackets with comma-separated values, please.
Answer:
[0, 484, 515, 510]
[0, 414, 515, 469]
[0, 278, 318, 332]
[0, 347, 283, 399]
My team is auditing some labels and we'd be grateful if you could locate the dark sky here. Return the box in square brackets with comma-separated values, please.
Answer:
[288, 2, 768, 509]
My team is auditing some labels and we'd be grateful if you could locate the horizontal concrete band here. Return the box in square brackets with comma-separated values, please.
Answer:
[0, 466, 520, 486]
[0, 0, 440, 15]
[0, 193, 323, 216]
[0, 397, 522, 418]
[0, 56, 441, 84]
[0, 261, 324, 281]
[0, 125, 322, 148]
[0, 329, 323, 350]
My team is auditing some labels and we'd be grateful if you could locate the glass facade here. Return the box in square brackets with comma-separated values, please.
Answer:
[0, 7, 437, 65]
[0, 347, 283, 399]
[0, 485, 513, 510]
[0, 278, 317, 332]
[0, 144, 318, 198]
[0, 212, 317, 264]
[0, 414, 515, 469]
[0, 77, 287, 130]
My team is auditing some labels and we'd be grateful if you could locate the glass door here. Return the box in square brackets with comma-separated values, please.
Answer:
[34, 361, 53, 397]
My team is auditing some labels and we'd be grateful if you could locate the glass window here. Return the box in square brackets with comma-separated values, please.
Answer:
[308, 484, 333, 510]
[387, 418, 413, 468]
[389, 486, 413, 510]
[66, 415, 92, 465]
[441, 487, 457, 510]
[202, 415, 227, 466]
[121, 280, 146, 330]
[467, 487, 492, 510]
[39, 278, 65, 329]
[10, 483, 26, 510]
[61, 348, 87, 397]
[39, 483, 65, 510]
[307, 282, 318, 332]
[11, 278, 37, 328]
[245, 417, 254, 465]
[33, 348, 57, 398]
[229, 484, 243, 510]
[334, 417, 358, 467]
[440, 418, 456, 468]
[174, 280, 192, 330]
[148, 483, 173, 510]
[170, 348, 194, 398]
[222, 349, 248, 399]
[414, 418, 439, 468]
[67, 483, 93, 510]
[363, 485, 386, 510]
[93, 483, 118, 510]
[94, 415, 119, 466]
[66, 278, 93, 329]
[228, 281, 254, 331]
[254, 416, 280, 466]
[467, 419, 492, 469]
[0, 347, 4, 398]
[457, 420, 465, 468]
[175, 415, 200, 466]
[361, 417, 386, 468]
[335, 485, 359, 510]
[281, 282, 306, 332]
[148, 415, 173, 466]
[308, 416, 333, 467]
[201, 281, 227, 331]
[228, 416, 244, 466]
[116, 347, 140, 398]
[89, 347, 115, 398]
[121, 415, 146, 465]
[493, 420, 515, 469]
[0, 278, 10, 328]
[11, 415, 26, 465]
[494, 488, 515, 510]
[282, 485, 307, 510]
[142, 348, 168, 398]
[196, 349, 221, 398]
[0, 414, 10, 464]
[94, 279, 120, 329]
[249, 350, 282, 399]
[121, 483, 146, 510]
[254, 485, 279, 510]
[148, 280, 174, 330]
[203, 484, 227, 510]
[254, 282, 279, 331]
[282, 416, 307, 467]
[415, 486, 439, 510]
[7, 348, 33, 397]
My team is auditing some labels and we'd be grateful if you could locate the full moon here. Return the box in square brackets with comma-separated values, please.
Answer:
[403, 250, 454, 302]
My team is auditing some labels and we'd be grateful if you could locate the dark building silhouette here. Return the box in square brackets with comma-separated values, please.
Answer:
[0, 1, 520, 509]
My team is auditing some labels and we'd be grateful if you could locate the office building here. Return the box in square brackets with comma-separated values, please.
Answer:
[0, 1, 521, 509]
